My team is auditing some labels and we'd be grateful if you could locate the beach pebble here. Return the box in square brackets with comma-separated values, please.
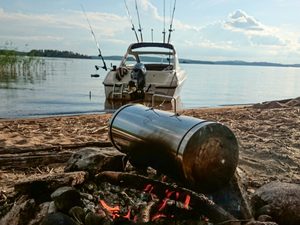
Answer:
[251, 181, 300, 225]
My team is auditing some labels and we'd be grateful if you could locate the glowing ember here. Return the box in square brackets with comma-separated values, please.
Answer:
[158, 198, 168, 211]
[175, 191, 180, 200]
[184, 194, 191, 209]
[99, 199, 120, 213]
[96, 182, 201, 223]
[165, 189, 174, 198]
[144, 184, 154, 193]
[151, 213, 167, 221]
[123, 208, 131, 220]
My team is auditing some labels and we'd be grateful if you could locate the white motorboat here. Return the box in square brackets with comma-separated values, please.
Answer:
[103, 42, 187, 103]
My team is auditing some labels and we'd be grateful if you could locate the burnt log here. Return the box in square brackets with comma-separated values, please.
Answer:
[0, 195, 37, 225]
[14, 171, 87, 202]
[95, 171, 240, 225]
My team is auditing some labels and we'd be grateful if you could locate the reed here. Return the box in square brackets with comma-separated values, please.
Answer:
[0, 49, 46, 77]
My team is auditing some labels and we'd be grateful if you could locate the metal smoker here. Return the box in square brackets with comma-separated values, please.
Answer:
[109, 103, 239, 192]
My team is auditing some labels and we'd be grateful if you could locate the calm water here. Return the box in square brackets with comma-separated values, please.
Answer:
[0, 57, 300, 118]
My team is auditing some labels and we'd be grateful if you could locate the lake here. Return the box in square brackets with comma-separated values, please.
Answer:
[0, 57, 300, 118]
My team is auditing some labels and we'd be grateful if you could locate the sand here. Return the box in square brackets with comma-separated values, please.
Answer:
[0, 98, 299, 198]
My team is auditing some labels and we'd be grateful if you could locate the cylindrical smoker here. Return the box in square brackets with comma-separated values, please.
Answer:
[109, 104, 239, 192]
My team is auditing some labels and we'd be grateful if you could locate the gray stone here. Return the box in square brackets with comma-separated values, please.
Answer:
[69, 206, 86, 225]
[257, 215, 273, 222]
[64, 147, 127, 175]
[245, 222, 278, 225]
[85, 211, 108, 225]
[48, 201, 57, 214]
[251, 181, 300, 225]
[51, 186, 82, 213]
[40, 212, 77, 225]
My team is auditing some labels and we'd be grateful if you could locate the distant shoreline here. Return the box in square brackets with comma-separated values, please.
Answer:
[1, 49, 300, 68]
[100, 55, 300, 68]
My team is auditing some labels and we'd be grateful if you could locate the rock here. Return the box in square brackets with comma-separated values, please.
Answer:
[245, 221, 278, 225]
[257, 215, 273, 222]
[48, 201, 57, 214]
[69, 206, 86, 225]
[40, 212, 77, 225]
[64, 147, 127, 175]
[51, 186, 82, 213]
[85, 211, 109, 225]
[251, 181, 300, 225]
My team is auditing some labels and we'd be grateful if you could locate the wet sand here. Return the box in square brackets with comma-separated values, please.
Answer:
[0, 97, 299, 197]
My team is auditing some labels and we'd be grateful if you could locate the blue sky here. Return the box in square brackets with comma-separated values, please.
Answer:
[0, 0, 300, 63]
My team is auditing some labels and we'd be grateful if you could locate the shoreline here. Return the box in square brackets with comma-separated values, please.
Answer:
[0, 97, 299, 197]
[1, 95, 298, 121]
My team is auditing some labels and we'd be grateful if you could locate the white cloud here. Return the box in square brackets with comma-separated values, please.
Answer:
[249, 35, 285, 46]
[0, 8, 129, 41]
[139, 0, 161, 20]
[167, 9, 300, 63]
[225, 10, 264, 31]
[0, 35, 63, 41]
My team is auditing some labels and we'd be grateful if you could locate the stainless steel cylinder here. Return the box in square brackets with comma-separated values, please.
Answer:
[109, 104, 239, 192]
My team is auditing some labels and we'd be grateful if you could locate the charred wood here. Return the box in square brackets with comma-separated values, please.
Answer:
[0, 195, 37, 225]
[14, 172, 87, 202]
[96, 171, 240, 225]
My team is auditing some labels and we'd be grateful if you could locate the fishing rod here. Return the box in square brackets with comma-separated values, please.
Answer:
[162, 0, 166, 43]
[167, 0, 177, 44]
[124, 0, 140, 43]
[81, 5, 107, 71]
[135, 0, 143, 42]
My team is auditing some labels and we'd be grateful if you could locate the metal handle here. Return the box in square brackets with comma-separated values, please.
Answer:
[151, 94, 177, 115]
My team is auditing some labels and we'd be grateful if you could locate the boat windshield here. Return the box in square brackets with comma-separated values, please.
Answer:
[123, 52, 175, 71]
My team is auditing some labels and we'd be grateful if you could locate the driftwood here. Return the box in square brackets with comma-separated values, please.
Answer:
[0, 151, 72, 170]
[0, 141, 112, 154]
[96, 171, 241, 225]
[0, 142, 112, 170]
[14, 171, 87, 201]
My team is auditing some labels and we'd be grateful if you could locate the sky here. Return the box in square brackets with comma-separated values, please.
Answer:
[0, 0, 300, 64]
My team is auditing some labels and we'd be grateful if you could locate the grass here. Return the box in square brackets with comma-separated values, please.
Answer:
[0, 49, 46, 78]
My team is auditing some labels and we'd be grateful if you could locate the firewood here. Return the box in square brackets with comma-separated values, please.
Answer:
[0, 195, 37, 225]
[95, 171, 240, 225]
[0, 141, 112, 154]
[0, 143, 112, 170]
[14, 171, 87, 201]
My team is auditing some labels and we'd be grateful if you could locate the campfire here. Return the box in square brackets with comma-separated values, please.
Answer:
[94, 178, 206, 224]
[1, 104, 256, 225]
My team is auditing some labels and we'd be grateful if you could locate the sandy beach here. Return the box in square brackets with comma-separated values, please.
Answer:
[0, 98, 299, 199]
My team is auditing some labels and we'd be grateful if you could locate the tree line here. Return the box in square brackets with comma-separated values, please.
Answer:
[0, 49, 90, 59]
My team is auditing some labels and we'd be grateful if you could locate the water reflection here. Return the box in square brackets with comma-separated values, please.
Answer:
[1, 57, 299, 119]
[0, 57, 49, 88]
[104, 97, 182, 113]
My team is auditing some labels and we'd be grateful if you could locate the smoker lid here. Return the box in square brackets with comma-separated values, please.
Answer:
[180, 122, 239, 191]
